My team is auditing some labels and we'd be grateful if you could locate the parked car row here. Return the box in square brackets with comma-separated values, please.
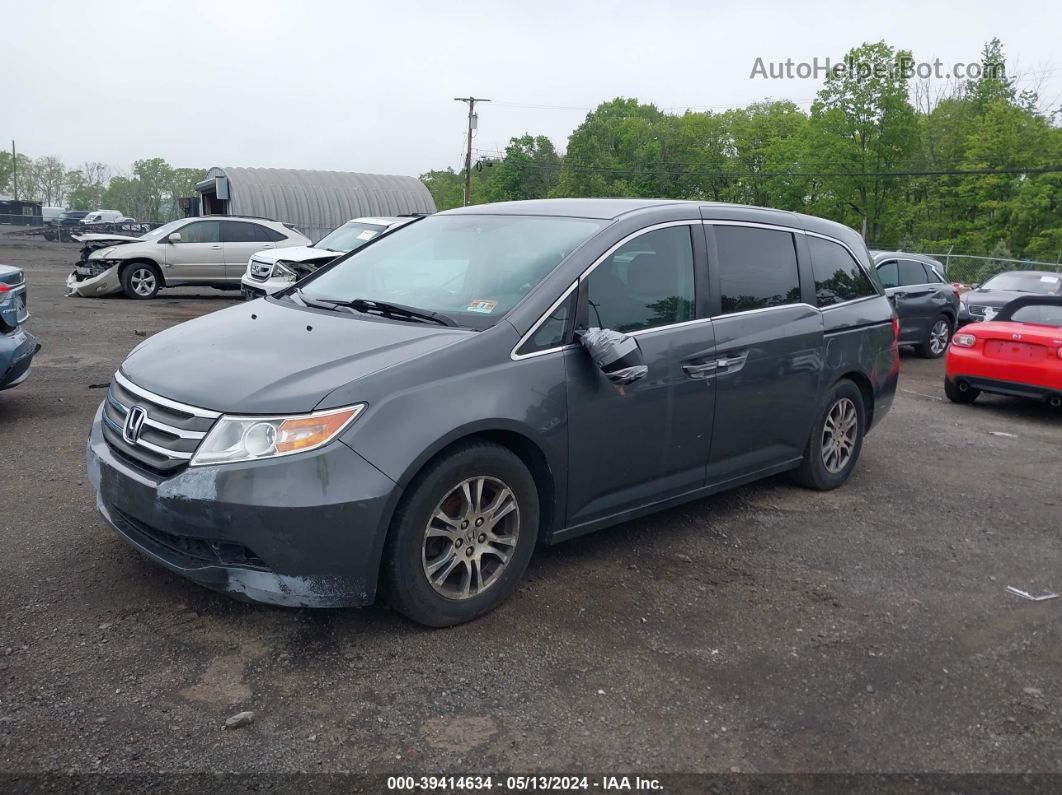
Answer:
[66, 216, 310, 298]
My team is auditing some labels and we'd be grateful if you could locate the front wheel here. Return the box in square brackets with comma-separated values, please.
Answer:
[791, 380, 866, 491]
[381, 441, 539, 627]
[918, 315, 952, 358]
[120, 263, 161, 299]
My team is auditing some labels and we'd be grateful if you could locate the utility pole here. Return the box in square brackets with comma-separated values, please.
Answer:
[453, 97, 489, 206]
[11, 141, 17, 201]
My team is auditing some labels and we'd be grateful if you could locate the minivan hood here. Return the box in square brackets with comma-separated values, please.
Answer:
[120, 298, 474, 413]
[250, 245, 339, 265]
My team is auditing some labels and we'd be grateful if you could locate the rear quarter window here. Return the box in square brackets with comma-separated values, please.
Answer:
[809, 237, 878, 307]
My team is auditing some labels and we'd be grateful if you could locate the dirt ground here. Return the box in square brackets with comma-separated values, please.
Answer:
[1, 237, 1060, 777]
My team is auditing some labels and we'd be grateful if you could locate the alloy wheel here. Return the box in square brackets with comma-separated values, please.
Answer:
[929, 319, 950, 355]
[821, 397, 858, 474]
[422, 476, 520, 600]
[130, 268, 156, 297]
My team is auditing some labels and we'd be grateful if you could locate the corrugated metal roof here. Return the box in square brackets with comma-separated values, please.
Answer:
[201, 167, 435, 240]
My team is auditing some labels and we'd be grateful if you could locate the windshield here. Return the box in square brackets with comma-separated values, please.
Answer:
[315, 221, 390, 253]
[299, 214, 605, 329]
[139, 219, 188, 241]
[982, 271, 1062, 294]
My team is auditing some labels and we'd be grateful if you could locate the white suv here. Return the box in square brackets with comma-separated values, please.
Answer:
[67, 216, 310, 299]
[241, 216, 418, 299]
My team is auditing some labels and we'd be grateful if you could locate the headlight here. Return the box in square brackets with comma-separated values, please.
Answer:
[273, 261, 297, 281]
[190, 404, 365, 466]
[952, 333, 976, 347]
[90, 247, 117, 260]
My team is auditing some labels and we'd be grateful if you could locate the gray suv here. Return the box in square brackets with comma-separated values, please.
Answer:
[86, 199, 899, 626]
[871, 251, 959, 358]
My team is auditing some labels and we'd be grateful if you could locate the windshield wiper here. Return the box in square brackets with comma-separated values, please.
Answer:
[344, 298, 458, 327]
[290, 290, 457, 327]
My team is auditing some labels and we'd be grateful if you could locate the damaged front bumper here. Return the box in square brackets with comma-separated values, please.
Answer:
[67, 264, 122, 298]
[86, 402, 400, 607]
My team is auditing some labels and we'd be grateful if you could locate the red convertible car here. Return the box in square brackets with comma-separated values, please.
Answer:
[945, 295, 1062, 407]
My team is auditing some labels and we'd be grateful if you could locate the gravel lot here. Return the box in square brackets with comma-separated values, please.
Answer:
[1, 237, 1060, 776]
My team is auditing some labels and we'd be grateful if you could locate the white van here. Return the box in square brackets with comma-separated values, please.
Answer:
[80, 210, 132, 225]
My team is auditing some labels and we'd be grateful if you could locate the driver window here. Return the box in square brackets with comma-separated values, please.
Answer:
[179, 221, 220, 244]
[585, 226, 695, 333]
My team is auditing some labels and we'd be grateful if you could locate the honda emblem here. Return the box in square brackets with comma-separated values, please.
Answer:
[123, 405, 147, 444]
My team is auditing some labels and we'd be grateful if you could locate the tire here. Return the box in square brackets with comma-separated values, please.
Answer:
[381, 441, 539, 627]
[120, 262, 161, 299]
[791, 379, 866, 491]
[917, 315, 952, 358]
[944, 378, 979, 404]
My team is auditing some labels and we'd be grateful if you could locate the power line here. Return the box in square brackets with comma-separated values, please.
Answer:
[484, 161, 1062, 179]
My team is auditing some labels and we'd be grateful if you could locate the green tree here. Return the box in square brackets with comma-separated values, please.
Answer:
[478, 134, 561, 203]
[420, 168, 465, 211]
[807, 41, 919, 244]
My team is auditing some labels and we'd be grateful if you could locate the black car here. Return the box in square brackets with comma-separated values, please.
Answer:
[871, 251, 960, 358]
[86, 199, 899, 626]
[959, 270, 1062, 325]
[44, 210, 91, 241]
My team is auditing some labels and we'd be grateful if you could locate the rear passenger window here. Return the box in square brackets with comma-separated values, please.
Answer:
[263, 227, 288, 242]
[714, 226, 801, 314]
[808, 237, 877, 307]
[223, 221, 270, 243]
[898, 259, 929, 286]
[585, 226, 695, 333]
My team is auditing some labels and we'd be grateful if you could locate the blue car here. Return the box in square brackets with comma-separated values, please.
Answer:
[0, 264, 39, 390]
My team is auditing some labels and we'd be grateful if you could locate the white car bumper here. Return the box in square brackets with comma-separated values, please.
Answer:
[240, 274, 294, 299]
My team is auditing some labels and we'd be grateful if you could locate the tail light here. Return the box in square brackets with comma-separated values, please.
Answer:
[1057, 346, 1062, 360]
[951, 284, 962, 298]
[891, 315, 900, 342]
[953, 333, 976, 348]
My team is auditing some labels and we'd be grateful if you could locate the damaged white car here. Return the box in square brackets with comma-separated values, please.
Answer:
[67, 217, 309, 299]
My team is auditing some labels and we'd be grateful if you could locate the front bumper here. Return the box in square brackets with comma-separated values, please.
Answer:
[0, 328, 40, 390]
[240, 275, 292, 299]
[67, 266, 122, 298]
[86, 403, 401, 607]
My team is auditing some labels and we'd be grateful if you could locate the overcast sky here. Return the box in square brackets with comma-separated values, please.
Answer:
[4, 0, 1060, 177]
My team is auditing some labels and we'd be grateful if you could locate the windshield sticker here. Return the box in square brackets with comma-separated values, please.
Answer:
[356, 230, 377, 241]
[467, 299, 498, 314]
[1040, 275, 1060, 283]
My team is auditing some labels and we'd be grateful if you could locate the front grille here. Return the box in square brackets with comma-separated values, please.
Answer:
[102, 371, 218, 474]
[248, 259, 272, 282]
[111, 505, 267, 569]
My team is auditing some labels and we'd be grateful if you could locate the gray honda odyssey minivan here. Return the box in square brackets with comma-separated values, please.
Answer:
[87, 199, 899, 626]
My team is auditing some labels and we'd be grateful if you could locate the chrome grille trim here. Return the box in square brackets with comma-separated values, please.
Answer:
[114, 371, 220, 419]
[109, 397, 206, 440]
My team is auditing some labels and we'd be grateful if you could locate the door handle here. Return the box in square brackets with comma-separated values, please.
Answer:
[716, 352, 748, 369]
[682, 361, 718, 378]
[210, 244, 222, 249]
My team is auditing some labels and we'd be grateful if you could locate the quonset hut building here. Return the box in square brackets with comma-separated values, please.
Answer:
[194, 167, 436, 241]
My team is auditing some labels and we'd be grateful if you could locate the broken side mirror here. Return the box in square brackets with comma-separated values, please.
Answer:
[578, 327, 648, 385]
[168, 232, 182, 243]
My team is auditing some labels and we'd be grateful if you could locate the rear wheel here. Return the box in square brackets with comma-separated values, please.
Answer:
[381, 442, 538, 627]
[791, 380, 865, 491]
[918, 315, 952, 358]
[120, 263, 161, 299]
[944, 378, 979, 404]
